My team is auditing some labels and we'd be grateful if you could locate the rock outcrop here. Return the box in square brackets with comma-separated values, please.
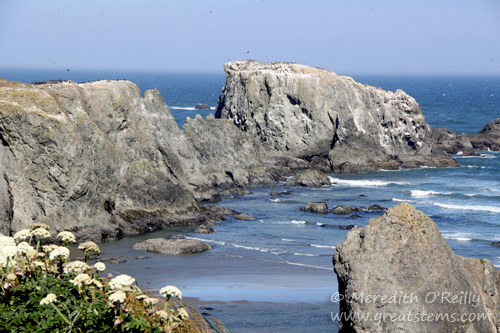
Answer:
[300, 202, 329, 214]
[332, 203, 500, 333]
[133, 237, 211, 255]
[285, 169, 331, 187]
[429, 127, 475, 155]
[216, 60, 458, 172]
[468, 118, 500, 151]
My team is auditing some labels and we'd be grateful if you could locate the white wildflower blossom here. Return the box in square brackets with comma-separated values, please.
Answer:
[177, 308, 189, 320]
[1, 245, 18, 258]
[90, 279, 103, 289]
[0, 236, 16, 248]
[30, 222, 51, 230]
[43, 244, 59, 253]
[144, 297, 159, 305]
[33, 261, 46, 269]
[108, 290, 127, 306]
[155, 310, 170, 320]
[13, 229, 32, 243]
[40, 293, 57, 305]
[94, 262, 106, 272]
[160, 285, 182, 300]
[17, 242, 35, 254]
[0, 254, 7, 268]
[78, 241, 100, 254]
[57, 231, 76, 244]
[49, 246, 70, 261]
[63, 260, 89, 274]
[69, 273, 92, 288]
[31, 228, 51, 239]
[109, 274, 135, 290]
[6, 273, 16, 281]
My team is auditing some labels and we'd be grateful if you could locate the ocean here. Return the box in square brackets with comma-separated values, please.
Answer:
[1, 68, 500, 332]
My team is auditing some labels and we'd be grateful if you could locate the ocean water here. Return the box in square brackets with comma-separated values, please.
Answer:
[2, 68, 500, 332]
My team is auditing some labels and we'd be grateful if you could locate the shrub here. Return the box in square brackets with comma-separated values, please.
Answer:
[0, 226, 228, 332]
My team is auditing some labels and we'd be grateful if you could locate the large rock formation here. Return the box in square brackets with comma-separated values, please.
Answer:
[468, 118, 500, 151]
[216, 60, 458, 172]
[332, 203, 500, 332]
[0, 79, 209, 239]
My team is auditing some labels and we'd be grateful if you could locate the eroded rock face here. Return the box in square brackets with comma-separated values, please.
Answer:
[468, 118, 500, 151]
[0, 79, 203, 238]
[332, 203, 500, 333]
[216, 60, 458, 172]
[285, 169, 331, 187]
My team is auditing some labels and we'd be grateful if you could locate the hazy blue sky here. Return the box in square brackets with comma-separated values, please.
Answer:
[1, 0, 499, 75]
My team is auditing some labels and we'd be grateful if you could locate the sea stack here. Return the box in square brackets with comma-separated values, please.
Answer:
[332, 203, 500, 332]
[216, 60, 458, 172]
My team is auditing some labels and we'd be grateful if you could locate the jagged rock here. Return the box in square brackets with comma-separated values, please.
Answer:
[468, 118, 500, 151]
[194, 224, 214, 234]
[216, 60, 458, 173]
[205, 205, 240, 216]
[367, 204, 386, 211]
[429, 127, 475, 155]
[286, 169, 331, 187]
[133, 237, 211, 255]
[219, 187, 253, 196]
[331, 206, 353, 215]
[300, 202, 328, 214]
[491, 241, 500, 247]
[270, 191, 292, 196]
[337, 224, 356, 230]
[350, 214, 361, 218]
[333, 203, 500, 333]
[233, 214, 255, 220]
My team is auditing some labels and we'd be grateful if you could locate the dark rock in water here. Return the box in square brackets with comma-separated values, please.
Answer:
[333, 203, 500, 333]
[286, 169, 331, 187]
[468, 118, 500, 151]
[349, 214, 361, 218]
[194, 224, 214, 234]
[337, 224, 356, 230]
[133, 238, 211, 255]
[358, 194, 367, 197]
[270, 191, 292, 196]
[233, 214, 255, 220]
[491, 241, 500, 247]
[195, 104, 211, 110]
[135, 256, 149, 260]
[205, 205, 240, 216]
[331, 206, 353, 215]
[300, 202, 329, 214]
[367, 204, 386, 211]
[219, 187, 253, 196]
[429, 127, 475, 155]
[352, 206, 366, 212]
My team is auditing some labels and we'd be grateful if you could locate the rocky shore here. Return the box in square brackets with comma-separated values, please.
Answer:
[0, 60, 495, 239]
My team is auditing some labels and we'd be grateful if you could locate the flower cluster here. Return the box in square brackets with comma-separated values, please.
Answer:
[63, 260, 89, 274]
[49, 247, 70, 261]
[78, 241, 100, 254]
[160, 285, 182, 300]
[57, 231, 76, 244]
[109, 274, 136, 290]
[94, 262, 106, 272]
[30, 222, 51, 230]
[39, 293, 57, 305]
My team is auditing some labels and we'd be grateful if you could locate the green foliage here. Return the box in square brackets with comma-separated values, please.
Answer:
[0, 225, 229, 332]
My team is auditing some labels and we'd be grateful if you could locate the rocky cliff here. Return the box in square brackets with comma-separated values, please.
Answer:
[332, 203, 500, 332]
[216, 60, 458, 172]
[468, 118, 500, 151]
[0, 79, 210, 240]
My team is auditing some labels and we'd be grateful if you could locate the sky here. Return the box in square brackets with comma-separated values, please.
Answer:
[1, 0, 499, 76]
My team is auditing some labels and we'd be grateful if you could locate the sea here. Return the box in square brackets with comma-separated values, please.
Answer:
[1, 68, 500, 332]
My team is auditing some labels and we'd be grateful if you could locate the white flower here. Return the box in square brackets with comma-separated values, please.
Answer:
[155, 310, 170, 320]
[0, 236, 16, 248]
[63, 260, 89, 274]
[160, 285, 182, 300]
[13, 229, 32, 242]
[6, 273, 16, 281]
[40, 293, 57, 305]
[57, 231, 76, 244]
[108, 290, 127, 305]
[90, 279, 103, 289]
[78, 241, 100, 254]
[49, 247, 70, 261]
[94, 262, 106, 272]
[1, 245, 18, 258]
[30, 222, 51, 230]
[69, 273, 92, 288]
[31, 228, 51, 239]
[0, 254, 7, 268]
[109, 274, 135, 290]
[144, 297, 159, 305]
[177, 308, 190, 320]
[17, 242, 35, 255]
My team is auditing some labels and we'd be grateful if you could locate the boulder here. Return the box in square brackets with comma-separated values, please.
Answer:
[367, 204, 386, 211]
[195, 104, 211, 110]
[205, 205, 240, 216]
[468, 118, 500, 151]
[337, 224, 356, 230]
[332, 203, 500, 332]
[300, 202, 329, 214]
[331, 206, 353, 215]
[194, 224, 214, 234]
[286, 169, 331, 187]
[491, 241, 500, 247]
[133, 237, 211, 255]
[233, 214, 255, 220]
[429, 127, 475, 155]
[270, 191, 292, 196]
[219, 187, 253, 196]
[216, 60, 458, 172]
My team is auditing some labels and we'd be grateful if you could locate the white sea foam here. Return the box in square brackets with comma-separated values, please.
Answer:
[281, 238, 297, 242]
[310, 244, 336, 249]
[392, 198, 412, 203]
[170, 106, 197, 110]
[291, 220, 307, 225]
[283, 261, 331, 270]
[269, 198, 281, 202]
[328, 177, 409, 187]
[434, 202, 500, 213]
[293, 253, 318, 257]
[410, 190, 452, 197]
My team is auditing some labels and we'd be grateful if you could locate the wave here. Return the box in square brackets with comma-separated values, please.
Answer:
[281, 238, 298, 242]
[293, 253, 319, 257]
[291, 220, 307, 224]
[170, 106, 196, 110]
[410, 190, 452, 197]
[310, 244, 336, 249]
[283, 260, 331, 271]
[392, 198, 415, 203]
[269, 198, 281, 202]
[433, 202, 500, 213]
[329, 177, 410, 188]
